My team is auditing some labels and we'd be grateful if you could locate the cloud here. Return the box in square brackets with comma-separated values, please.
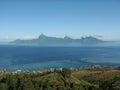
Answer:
[93, 35, 103, 38]
[0, 35, 36, 41]
[19, 35, 36, 40]
[82, 34, 103, 38]
[0, 36, 11, 41]
[15, 35, 36, 40]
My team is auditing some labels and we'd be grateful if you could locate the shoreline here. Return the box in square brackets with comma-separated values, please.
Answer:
[0, 65, 120, 90]
[0, 65, 120, 73]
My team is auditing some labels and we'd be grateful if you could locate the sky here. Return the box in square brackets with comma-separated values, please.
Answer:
[0, 0, 120, 41]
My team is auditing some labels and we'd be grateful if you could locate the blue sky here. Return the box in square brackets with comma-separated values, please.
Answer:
[0, 0, 120, 41]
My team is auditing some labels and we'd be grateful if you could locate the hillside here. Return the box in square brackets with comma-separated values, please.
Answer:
[0, 66, 120, 90]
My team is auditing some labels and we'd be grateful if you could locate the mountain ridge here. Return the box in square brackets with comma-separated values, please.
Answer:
[12, 34, 104, 45]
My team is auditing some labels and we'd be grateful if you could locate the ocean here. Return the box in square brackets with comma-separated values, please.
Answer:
[0, 44, 120, 70]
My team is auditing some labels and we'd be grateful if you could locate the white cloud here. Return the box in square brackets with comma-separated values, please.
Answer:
[17, 35, 36, 40]
[0, 35, 37, 41]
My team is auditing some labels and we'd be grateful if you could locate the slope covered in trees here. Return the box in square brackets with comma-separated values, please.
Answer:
[0, 66, 120, 90]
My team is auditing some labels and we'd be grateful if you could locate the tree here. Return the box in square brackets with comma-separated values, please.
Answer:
[112, 81, 120, 90]
[61, 68, 71, 78]
[0, 83, 7, 90]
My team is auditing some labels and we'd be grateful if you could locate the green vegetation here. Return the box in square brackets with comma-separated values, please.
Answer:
[0, 67, 120, 90]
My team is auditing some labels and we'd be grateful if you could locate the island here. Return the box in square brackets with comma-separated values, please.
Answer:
[11, 34, 104, 46]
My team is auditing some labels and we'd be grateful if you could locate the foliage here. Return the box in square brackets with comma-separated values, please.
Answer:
[0, 68, 120, 90]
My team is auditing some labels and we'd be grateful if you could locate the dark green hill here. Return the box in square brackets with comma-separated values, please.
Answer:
[0, 67, 120, 90]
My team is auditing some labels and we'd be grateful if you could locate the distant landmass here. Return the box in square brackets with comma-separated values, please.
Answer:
[11, 34, 104, 46]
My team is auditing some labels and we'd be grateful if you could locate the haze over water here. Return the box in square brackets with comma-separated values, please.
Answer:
[0, 44, 120, 70]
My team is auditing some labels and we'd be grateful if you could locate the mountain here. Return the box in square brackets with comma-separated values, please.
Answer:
[11, 34, 104, 45]
[80, 36, 103, 44]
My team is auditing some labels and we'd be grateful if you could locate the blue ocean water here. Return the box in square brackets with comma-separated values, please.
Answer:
[0, 45, 120, 70]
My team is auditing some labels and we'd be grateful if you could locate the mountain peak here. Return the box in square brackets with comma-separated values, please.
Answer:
[64, 36, 71, 39]
[80, 36, 103, 44]
[38, 34, 47, 39]
[81, 36, 100, 40]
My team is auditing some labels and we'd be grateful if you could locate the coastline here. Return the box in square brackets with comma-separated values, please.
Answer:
[0, 65, 120, 90]
[0, 65, 119, 74]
